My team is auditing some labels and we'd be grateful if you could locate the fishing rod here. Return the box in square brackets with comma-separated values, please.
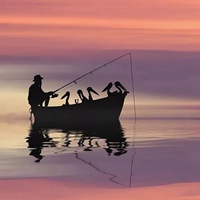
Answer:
[53, 52, 131, 93]
[52, 52, 137, 122]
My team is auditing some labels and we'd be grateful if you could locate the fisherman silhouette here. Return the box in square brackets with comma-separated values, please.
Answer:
[28, 75, 58, 108]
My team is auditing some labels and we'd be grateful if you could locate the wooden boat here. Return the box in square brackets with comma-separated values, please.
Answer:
[32, 92, 127, 125]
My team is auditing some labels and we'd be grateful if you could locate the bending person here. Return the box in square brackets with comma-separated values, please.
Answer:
[28, 75, 55, 108]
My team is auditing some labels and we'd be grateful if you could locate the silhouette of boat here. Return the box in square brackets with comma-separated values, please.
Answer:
[32, 92, 127, 125]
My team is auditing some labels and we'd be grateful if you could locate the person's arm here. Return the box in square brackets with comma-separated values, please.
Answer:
[46, 91, 58, 98]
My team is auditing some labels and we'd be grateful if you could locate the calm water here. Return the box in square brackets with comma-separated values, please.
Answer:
[1, 116, 200, 189]
[1, 66, 200, 199]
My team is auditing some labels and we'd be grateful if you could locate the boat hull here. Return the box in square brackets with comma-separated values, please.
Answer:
[32, 93, 127, 125]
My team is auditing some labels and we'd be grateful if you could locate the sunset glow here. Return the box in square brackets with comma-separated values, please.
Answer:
[0, 0, 200, 57]
[0, 179, 200, 200]
[1, 1, 200, 199]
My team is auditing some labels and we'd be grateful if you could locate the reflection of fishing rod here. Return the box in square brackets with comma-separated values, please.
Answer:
[53, 53, 131, 93]
[73, 124, 136, 187]
[74, 151, 128, 187]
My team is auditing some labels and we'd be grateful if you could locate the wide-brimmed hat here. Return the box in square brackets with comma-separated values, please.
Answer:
[33, 74, 43, 81]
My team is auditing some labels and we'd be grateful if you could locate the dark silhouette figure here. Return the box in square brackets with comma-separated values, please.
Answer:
[77, 89, 88, 103]
[102, 81, 129, 96]
[102, 82, 113, 96]
[77, 87, 99, 103]
[114, 81, 129, 94]
[61, 91, 70, 105]
[30, 81, 127, 124]
[87, 87, 99, 101]
[28, 75, 57, 108]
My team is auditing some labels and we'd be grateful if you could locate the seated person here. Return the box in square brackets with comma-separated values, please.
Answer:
[28, 75, 55, 108]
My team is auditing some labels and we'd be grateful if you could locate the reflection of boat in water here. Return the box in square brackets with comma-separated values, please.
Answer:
[32, 93, 127, 124]
[26, 120, 128, 162]
[26, 126, 57, 162]
[26, 120, 136, 187]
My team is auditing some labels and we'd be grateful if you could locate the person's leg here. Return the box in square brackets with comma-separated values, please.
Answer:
[38, 99, 44, 107]
[38, 94, 49, 107]
[44, 95, 50, 107]
[38, 94, 50, 107]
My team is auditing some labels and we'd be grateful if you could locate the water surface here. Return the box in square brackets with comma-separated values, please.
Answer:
[1, 116, 200, 189]
[1, 65, 200, 199]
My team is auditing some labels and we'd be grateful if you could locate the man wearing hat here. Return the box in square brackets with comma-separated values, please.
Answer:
[28, 75, 55, 108]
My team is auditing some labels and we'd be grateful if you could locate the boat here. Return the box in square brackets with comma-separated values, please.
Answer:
[30, 53, 136, 125]
[32, 92, 128, 125]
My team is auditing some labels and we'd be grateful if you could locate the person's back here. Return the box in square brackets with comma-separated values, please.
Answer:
[28, 75, 54, 108]
[28, 82, 45, 107]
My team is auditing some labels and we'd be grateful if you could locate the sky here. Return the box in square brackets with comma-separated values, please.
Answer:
[1, 0, 200, 56]
[1, 0, 200, 111]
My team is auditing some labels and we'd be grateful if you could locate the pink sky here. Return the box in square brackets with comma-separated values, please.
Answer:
[0, 0, 200, 107]
[0, 0, 200, 57]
